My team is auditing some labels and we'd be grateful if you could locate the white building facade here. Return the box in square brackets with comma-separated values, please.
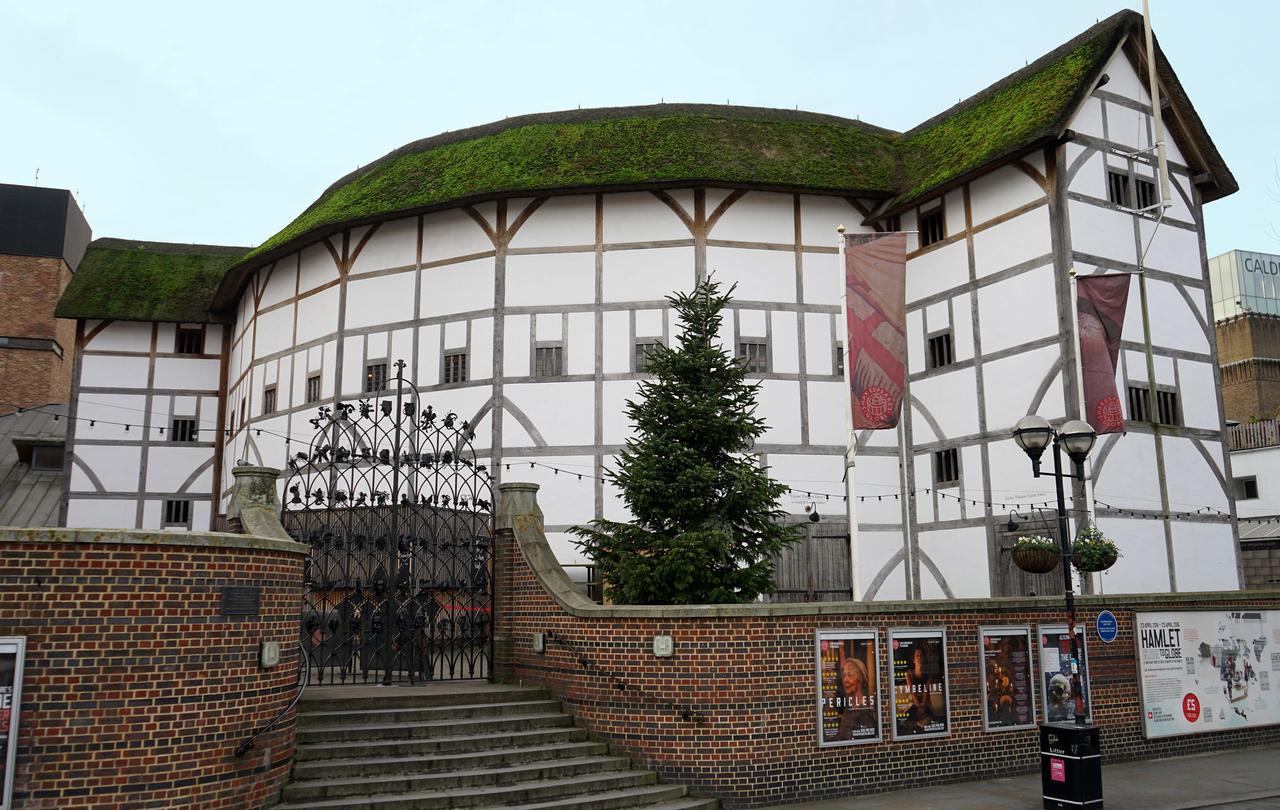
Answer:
[57, 11, 1243, 598]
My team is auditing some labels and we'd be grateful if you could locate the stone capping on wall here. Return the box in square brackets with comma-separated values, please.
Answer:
[0, 525, 306, 555]
[496, 482, 1280, 615]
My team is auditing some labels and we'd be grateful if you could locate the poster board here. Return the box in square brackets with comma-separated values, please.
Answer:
[1039, 624, 1091, 723]
[889, 628, 949, 740]
[0, 637, 25, 810]
[815, 629, 881, 746]
[979, 626, 1036, 731]
[1136, 610, 1280, 739]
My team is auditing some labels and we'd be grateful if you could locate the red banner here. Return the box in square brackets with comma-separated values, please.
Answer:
[844, 233, 907, 430]
[1076, 274, 1130, 434]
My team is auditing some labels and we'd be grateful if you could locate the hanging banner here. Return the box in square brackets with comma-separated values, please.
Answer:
[1040, 624, 1091, 723]
[1136, 610, 1280, 739]
[980, 626, 1036, 731]
[1, 637, 25, 810]
[816, 629, 881, 745]
[1076, 274, 1131, 434]
[844, 232, 907, 430]
[890, 629, 950, 739]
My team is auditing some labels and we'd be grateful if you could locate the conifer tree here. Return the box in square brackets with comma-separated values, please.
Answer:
[570, 278, 798, 604]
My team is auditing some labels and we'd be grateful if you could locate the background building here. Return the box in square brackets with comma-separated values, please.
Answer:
[55, 11, 1242, 598]
[1210, 249, 1280, 422]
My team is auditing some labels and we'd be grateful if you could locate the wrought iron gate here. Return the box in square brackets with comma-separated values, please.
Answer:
[282, 361, 494, 684]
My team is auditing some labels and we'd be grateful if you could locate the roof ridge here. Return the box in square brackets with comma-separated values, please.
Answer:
[90, 237, 249, 256]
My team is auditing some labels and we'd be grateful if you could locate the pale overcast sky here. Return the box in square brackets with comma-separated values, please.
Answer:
[2, 1, 1275, 256]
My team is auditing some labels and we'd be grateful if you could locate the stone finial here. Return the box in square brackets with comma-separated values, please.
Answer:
[226, 466, 294, 541]
[497, 482, 541, 531]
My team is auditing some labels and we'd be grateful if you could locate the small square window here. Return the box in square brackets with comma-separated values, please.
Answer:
[175, 327, 204, 355]
[1134, 177, 1157, 210]
[834, 343, 845, 377]
[737, 340, 768, 373]
[1156, 389, 1181, 427]
[933, 448, 960, 488]
[1107, 170, 1131, 207]
[262, 387, 277, 415]
[306, 375, 321, 404]
[443, 351, 468, 384]
[927, 331, 954, 370]
[239, 398, 247, 428]
[30, 444, 64, 471]
[163, 499, 192, 528]
[170, 418, 198, 443]
[365, 362, 388, 393]
[919, 207, 945, 247]
[879, 216, 901, 233]
[635, 340, 663, 373]
[1234, 476, 1259, 500]
[1128, 385, 1180, 426]
[534, 345, 564, 378]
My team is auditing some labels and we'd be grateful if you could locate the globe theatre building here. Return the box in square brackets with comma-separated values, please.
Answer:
[55, 11, 1242, 600]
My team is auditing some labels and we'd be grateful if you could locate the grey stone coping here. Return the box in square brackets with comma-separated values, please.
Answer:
[0, 526, 308, 555]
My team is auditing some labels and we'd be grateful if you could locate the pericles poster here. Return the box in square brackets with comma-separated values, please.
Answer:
[816, 630, 880, 745]
[1040, 625, 1091, 723]
[0, 637, 25, 810]
[1137, 610, 1280, 739]
[890, 629, 949, 739]
[980, 626, 1036, 731]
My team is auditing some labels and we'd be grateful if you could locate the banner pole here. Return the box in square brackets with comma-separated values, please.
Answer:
[838, 225, 862, 600]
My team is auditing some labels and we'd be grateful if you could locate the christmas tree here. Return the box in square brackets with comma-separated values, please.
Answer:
[570, 278, 798, 604]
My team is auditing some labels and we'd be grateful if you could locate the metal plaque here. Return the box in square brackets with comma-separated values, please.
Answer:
[220, 586, 261, 617]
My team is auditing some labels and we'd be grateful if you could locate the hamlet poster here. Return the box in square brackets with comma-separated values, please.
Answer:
[1137, 610, 1280, 738]
[816, 630, 881, 746]
[890, 629, 949, 739]
[980, 626, 1035, 731]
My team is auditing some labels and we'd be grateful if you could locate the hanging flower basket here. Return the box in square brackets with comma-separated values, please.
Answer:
[1070, 525, 1120, 573]
[1011, 536, 1061, 574]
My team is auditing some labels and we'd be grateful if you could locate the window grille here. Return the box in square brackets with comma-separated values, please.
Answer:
[170, 418, 197, 443]
[239, 398, 246, 429]
[834, 343, 845, 377]
[1134, 177, 1157, 210]
[175, 327, 204, 355]
[262, 387, 277, 415]
[737, 340, 768, 373]
[934, 448, 960, 487]
[1127, 385, 1181, 426]
[1107, 170, 1130, 207]
[163, 499, 192, 527]
[1234, 476, 1259, 500]
[534, 345, 564, 378]
[927, 331, 954, 370]
[443, 351, 468, 384]
[634, 340, 662, 373]
[365, 362, 388, 393]
[306, 375, 321, 404]
[1156, 389, 1180, 426]
[919, 207, 945, 247]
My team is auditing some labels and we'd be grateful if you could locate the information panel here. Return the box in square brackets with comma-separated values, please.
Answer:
[1, 637, 26, 810]
[1039, 624, 1091, 723]
[1137, 610, 1280, 739]
[980, 626, 1036, 731]
[890, 629, 949, 740]
[815, 629, 881, 746]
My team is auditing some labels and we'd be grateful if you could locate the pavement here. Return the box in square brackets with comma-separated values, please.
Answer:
[759, 744, 1280, 810]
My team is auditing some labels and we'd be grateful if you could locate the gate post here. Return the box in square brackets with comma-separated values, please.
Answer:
[494, 482, 542, 682]
[227, 465, 292, 540]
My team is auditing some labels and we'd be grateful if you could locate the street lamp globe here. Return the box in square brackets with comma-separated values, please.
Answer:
[1059, 419, 1097, 463]
[1012, 415, 1053, 463]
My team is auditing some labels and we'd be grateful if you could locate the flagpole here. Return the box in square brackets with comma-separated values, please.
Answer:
[838, 224, 862, 600]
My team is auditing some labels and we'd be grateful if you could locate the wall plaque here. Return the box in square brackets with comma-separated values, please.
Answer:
[220, 586, 261, 617]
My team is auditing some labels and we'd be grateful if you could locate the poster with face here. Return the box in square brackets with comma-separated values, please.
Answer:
[1040, 625, 1091, 723]
[0, 637, 26, 810]
[816, 630, 881, 746]
[980, 626, 1036, 731]
[890, 629, 949, 739]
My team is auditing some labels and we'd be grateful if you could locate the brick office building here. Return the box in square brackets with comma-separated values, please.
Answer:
[0, 183, 89, 416]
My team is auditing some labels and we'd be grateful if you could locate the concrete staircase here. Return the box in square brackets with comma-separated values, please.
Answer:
[272, 683, 718, 810]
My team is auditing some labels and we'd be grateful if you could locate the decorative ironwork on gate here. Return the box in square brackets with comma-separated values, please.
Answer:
[283, 360, 494, 684]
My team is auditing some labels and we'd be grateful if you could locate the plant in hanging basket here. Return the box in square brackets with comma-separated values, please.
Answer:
[1011, 535, 1061, 574]
[1071, 525, 1120, 572]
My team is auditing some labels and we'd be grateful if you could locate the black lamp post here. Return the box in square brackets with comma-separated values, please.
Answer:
[1012, 415, 1096, 725]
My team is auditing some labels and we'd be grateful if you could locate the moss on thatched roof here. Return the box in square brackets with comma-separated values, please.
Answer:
[56, 238, 247, 323]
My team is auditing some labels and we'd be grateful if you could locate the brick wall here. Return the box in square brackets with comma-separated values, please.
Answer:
[1218, 313, 1280, 421]
[1243, 539, 1280, 589]
[0, 253, 75, 415]
[494, 485, 1280, 807]
[0, 528, 305, 809]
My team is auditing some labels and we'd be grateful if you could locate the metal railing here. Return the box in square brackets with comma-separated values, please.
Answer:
[1226, 419, 1280, 451]
[560, 564, 602, 604]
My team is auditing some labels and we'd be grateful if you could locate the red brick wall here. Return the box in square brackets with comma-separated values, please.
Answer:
[494, 525, 1280, 807]
[0, 530, 305, 809]
[0, 253, 75, 415]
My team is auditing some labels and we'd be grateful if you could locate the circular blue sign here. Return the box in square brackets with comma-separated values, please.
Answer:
[1096, 610, 1118, 644]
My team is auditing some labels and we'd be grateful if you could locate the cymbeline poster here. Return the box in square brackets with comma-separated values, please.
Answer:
[981, 626, 1036, 731]
[1137, 610, 1280, 739]
[1039, 624, 1092, 723]
[890, 629, 949, 739]
[816, 630, 881, 746]
[0, 637, 25, 810]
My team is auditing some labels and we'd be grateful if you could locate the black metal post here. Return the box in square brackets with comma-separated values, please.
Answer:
[384, 361, 405, 686]
[1051, 437, 1087, 725]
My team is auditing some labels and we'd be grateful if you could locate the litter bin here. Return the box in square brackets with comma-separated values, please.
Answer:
[1039, 721, 1102, 809]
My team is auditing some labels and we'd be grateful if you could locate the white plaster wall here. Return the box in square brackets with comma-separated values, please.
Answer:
[707, 247, 795, 303]
[977, 264, 1059, 354]
[969, 164, 1044, 226]
[972, 206, 1052, 278]
[919, 526, 989, 598]
[80, 355, 150, 389]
